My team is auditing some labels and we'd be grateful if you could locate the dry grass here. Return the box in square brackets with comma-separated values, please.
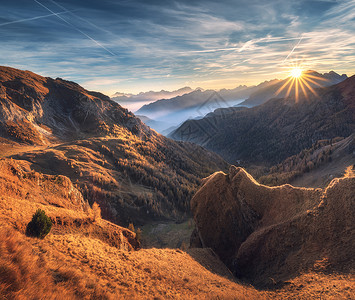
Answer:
[1, 225, 353, 299]
[0, 156, 354, 299]
[0, 226, 262, 300]
[0, 227, 111, 300]
[264, 272, 355, 300]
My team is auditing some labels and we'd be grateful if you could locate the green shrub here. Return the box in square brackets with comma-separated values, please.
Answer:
[26, 209, 52, 239]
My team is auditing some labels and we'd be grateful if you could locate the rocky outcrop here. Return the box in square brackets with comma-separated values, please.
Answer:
[191, 166, 355, 285]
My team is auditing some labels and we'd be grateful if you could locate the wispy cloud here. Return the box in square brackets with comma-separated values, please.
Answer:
[0, 0, 354, 94]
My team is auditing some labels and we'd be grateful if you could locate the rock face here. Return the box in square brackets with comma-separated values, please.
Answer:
[191, 166, 355, 285]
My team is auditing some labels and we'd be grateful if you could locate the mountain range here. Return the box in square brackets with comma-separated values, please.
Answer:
[240, 70, 348, 107]
[135, 71, 347, 134]
[135, 85, 257, 133]
[1, 66, 354, 299]
[111, 87, 194, 112]
[170, 74, 355, 167]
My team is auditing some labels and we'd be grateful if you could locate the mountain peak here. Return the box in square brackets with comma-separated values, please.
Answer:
[0, 66, 149, 144]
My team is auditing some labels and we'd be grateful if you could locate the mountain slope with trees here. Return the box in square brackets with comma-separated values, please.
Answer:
[0, 66, 228, 225]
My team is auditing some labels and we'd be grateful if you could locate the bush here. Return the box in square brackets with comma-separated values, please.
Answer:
[26, 209, 52, 239]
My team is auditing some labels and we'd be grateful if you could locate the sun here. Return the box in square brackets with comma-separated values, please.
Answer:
[274, 66, 329, 102]
[290, 67, 303, 78]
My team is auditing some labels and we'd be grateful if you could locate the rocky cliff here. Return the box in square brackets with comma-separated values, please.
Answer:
[191, 166, 355, 285]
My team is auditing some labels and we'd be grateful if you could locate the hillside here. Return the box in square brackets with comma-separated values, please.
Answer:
[0, 66, 228, 225]
[0, 66, 149, 144]
[240, 70, 347, 107]
[191, 166, 355, 286]
[1, 157, 354, 299]
[0, 157, 255, 299]
[256, 134, 355, 187]
[170, 75, 355, 166]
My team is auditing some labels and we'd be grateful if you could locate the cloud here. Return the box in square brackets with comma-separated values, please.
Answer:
[0, 0, 354, 93]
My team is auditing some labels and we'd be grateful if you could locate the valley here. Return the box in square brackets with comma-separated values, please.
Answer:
[0, 66, 354, 299]
[1, 0, 355, 298]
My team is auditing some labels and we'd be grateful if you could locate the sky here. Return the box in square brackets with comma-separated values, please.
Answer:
[0, 0, 354, 95]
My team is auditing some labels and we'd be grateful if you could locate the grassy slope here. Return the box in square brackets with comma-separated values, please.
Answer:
[1, 157, 354, 299]
[0, 157, 258, 299]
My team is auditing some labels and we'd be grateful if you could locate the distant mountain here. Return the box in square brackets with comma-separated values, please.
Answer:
[136, 72, 347, 134]
[136, 85, 259, 133]
[111, 87, 194, 112]
[170, 75, 355, 165]
[136, 115, 172, 133]
[0, 66, 228, 225]
[240, 70, 347, 107]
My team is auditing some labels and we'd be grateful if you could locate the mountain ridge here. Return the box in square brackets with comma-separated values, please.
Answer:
[239, 70, 348, 107]
[0, 66, 228, 225]
[170, 74, 355, 166]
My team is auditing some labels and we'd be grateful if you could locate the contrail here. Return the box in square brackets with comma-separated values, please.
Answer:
[49, 0, 110, 34]
[48, 0, 130, 48]
[283, 36, 303, 63]
[34, 0, 116, 57]
[0, 11, 71, 27]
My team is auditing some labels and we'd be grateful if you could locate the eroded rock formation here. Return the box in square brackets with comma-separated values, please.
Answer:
[191, 166, 355, 285]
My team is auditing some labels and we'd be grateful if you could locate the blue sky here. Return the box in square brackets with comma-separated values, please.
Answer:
[0, 0, 354, 94]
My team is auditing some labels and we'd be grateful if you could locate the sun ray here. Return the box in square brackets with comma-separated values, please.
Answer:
[304, 73, 329, 82]
[299, 77, 318, 97]
[275, 77, 293, 96]
[299, 79, 309, 100]
[302, 76, 323, 87]
[285, 78, 295, 98]
[276, 66, 326, 102]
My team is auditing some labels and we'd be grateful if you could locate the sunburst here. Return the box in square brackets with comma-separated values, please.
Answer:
[290, 67, 302, 78]
[274, 65, 329, 102]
